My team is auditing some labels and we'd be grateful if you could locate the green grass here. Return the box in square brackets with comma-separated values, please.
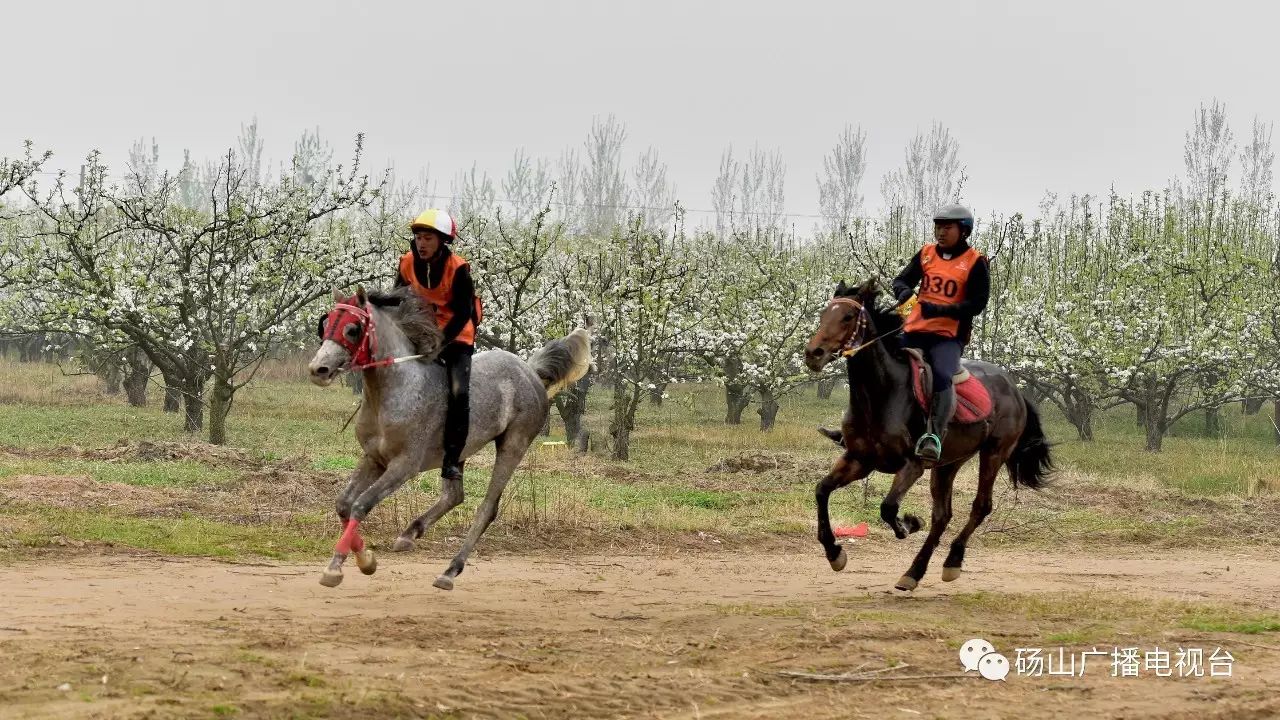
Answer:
[0, 456, 238, 487]
[719, 590, 1280, 650]
[1180, 614, 1280, 634]
[952, 591, 1280, 637]
[2, 354, 1279, 560]
[2, 504, 330, 560]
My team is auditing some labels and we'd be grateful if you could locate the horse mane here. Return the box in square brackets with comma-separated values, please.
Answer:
[366, 287, 445, 359]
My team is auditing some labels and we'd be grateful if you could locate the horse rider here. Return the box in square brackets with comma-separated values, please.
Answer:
[395, 209, 479, 482]
[891, 204, 990, 464]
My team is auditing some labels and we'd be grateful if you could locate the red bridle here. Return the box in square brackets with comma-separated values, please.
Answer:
[321, 300, 379, 369]
[320, 296, 429, 372]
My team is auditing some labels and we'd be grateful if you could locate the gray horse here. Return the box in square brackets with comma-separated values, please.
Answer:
[308, 286, 591, 590]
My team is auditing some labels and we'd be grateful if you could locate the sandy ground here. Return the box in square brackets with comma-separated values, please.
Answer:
[3, 542, 1280, 719]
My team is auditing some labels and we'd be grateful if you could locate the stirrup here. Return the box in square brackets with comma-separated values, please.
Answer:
[914, 433, 942, 461]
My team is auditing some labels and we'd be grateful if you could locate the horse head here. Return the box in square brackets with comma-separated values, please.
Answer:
[804, 278, 881, 372]
[309, 286, 372, 386]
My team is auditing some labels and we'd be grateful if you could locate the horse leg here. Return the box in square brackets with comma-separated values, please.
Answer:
[336, 455, 382, 525]
[391, 475, 465, 552]
[942, 448, 1003, 582]
[896, 463, 958, 591]
[880, 462, 926, 539]
[433, 436, 528, 590]
[816, 452, 870, 572]
[319, 455, 418, 588]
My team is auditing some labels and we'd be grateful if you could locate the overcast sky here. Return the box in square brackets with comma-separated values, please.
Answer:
[4, 0, 1277, 226]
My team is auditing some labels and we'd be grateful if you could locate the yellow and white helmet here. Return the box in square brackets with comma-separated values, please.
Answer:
[408, 209, 457, 240]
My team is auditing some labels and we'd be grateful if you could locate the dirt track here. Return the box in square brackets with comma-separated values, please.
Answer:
[3, 543, 1280, 719]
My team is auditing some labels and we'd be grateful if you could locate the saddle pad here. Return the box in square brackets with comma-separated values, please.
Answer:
[909, 355, 993, 424]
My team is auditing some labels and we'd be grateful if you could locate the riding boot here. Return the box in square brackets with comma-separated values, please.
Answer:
[441, 429, 466, 482]
[440, 344, 473, 482]
[915, 384, 956, 464]
[441, 392, 470, 482]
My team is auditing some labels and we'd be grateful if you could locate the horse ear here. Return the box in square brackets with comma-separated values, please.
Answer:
[355, 285, 367, 304]
[834, 279, 848, 295]
[332, 287, 343, 302]
[857, 278, 879, 297]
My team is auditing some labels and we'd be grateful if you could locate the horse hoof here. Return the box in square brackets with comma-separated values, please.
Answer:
[829, 547, 848, 572]
[355, 549, 377, 575]
[895, 575, 918, 592]
[433, 575, 455, 591]
[903, 514, 923, 534]
[319, 569, 344, 588]
[941, 566, 962, 582]
[391, 536, 415, 553]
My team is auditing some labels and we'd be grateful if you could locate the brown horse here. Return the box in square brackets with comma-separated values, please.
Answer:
[803, 279, 1053, 590]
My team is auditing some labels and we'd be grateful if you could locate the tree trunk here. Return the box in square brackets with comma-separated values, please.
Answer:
[1140, 387, 1165, 452]
[122, 349, 150, 407]
[164, 385, 182, 413]
[1136, 402, 1147, 429]
[1145, 414, 1165, 452]
[722, 354, 749, 425]
[1067, 404, 1094, 441]
[1139, 375, 1167, 451]
[207, 375, 233, 445]
[609, 384, 640, 461]
[816, 377, 838, 400]
[1204, 406, 1223, 438]
[181, 373, 205, 433]
[725, 385, 750, 424]
[757, 388, 780, 431]
[1064, 388, 1094, 441]
[18, 336, 36, 363]
[555, 372, 592, 452]
[541, 412, 552, 437]
[1244, 396, 1265, 415]
[158, 366, 182, 413]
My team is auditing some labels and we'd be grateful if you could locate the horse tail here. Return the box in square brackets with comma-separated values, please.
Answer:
[1007, 395, 1055, 490]
[528, 323, 593, 399]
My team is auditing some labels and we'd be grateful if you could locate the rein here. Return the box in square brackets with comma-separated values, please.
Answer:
[825, 297, 905, 358]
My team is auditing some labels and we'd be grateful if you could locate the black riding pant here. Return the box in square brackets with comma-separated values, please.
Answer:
[901, 333, 963, 392]
[439, 342, 473, 463]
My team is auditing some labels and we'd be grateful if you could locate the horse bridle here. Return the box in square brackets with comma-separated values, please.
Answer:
[824, 296, 904, 357]
[321, 300, 426, 372]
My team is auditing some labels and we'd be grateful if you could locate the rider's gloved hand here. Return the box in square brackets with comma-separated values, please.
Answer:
[895, 292, 917, 318]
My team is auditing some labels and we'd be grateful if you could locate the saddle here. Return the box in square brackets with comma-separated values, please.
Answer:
[903, 348, 993, 424]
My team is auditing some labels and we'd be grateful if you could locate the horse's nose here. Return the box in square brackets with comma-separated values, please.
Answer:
[311, 364, 330, 377]
[804, 346, 830, 371]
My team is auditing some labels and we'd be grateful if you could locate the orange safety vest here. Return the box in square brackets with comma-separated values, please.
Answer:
[398, 251, 481, 346]
[904, 243, 983, 338]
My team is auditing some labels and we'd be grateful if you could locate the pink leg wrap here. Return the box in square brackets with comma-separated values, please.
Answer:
[335, 519, 363, 555]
